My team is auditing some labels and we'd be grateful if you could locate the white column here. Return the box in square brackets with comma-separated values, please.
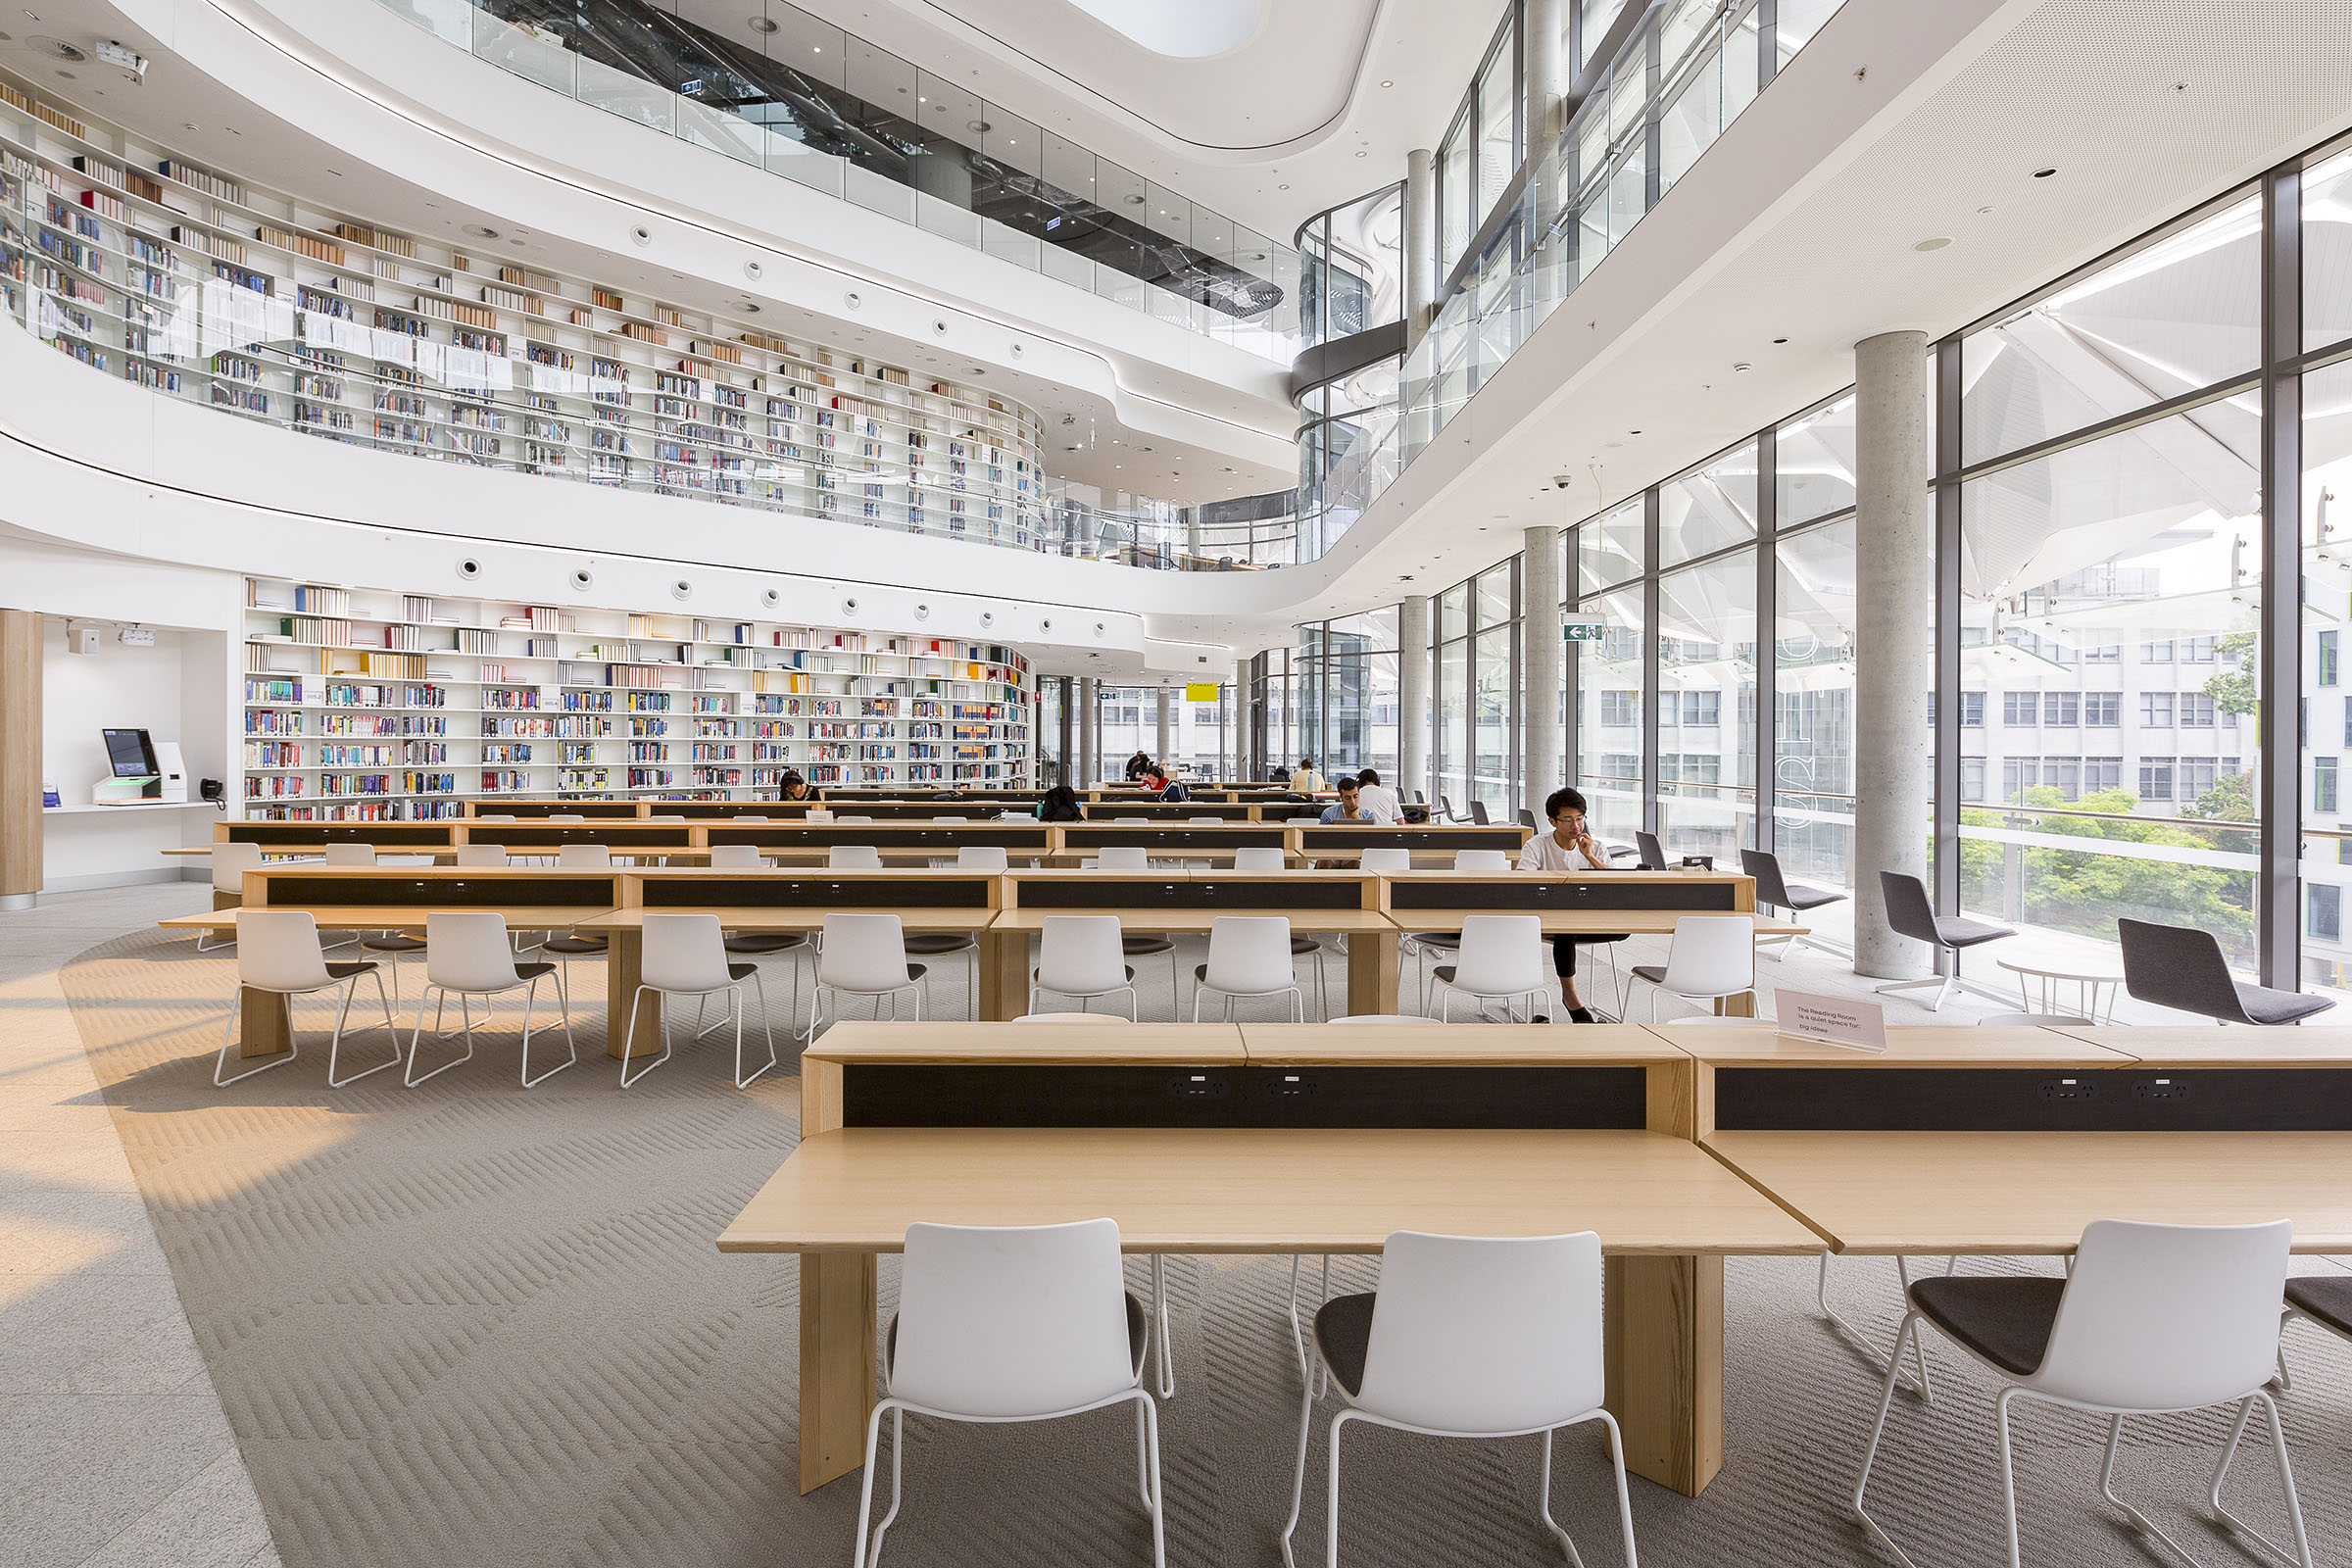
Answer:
[1399, 595, 1432, 804]
[1154, 686, 1172, 764]
[1851, 330, 1935, 979]
[1403, 149, 1437, 347]
[1077, 676, 1098, 788]
[1522, 527, 1563, 816]
[1523, 0, 1567, 152]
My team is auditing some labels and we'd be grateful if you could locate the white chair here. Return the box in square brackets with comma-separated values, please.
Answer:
[1856, 1218, 2312, 1568]
[1357, 848, 1412, 873]
[556, 843, 612, 868]
[829, 845, 883, 869]
[214, 910, 400, 1088]
[813, 912, 927, 1031]
[1030, 915, 1138, 1019]
[956, 845, 1009, 870]
[709, 844, 766, 869]
[837, 814, 874, 824]
[616, 912, 779, 1089]
[452, 844, 510, 867]
[1114, 816, 1151, 825]
[1189, 815, 1223, 826]
[733, 815, 771, 823]
[854, 1219, 1161, 1568]
[201, 843, 267, 951]
[1281, 1230, 1637, 1568]
[546, 813, 586, 823]
[1234, 846, 1288, 871]
[404, 911, 576, 1087]
[319, 843, 376, 865]
[1231, 846, 1331, 1012]
[1453, 849, 1510, 872]
[1013, 1013, 1136, 1022]
[1627, 915, 1757, 1020]
[476, 813, 517, 822]
[1193, 915, 1303, 1021]
[1427, 914, 1547, 1022]
[932, 814, 968, 824]
[647, 813, 686, 823]
[1401, 849, 1509, 1006]
[1094, 846, 1149, 870]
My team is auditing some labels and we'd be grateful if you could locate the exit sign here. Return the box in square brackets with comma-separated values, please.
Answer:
[1562, 618, 1608, 642]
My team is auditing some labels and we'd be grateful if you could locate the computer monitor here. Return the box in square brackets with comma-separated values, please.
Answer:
[102, 728, 158, 779]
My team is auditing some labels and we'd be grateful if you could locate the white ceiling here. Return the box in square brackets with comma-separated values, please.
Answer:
[785, 0, 1509, 239]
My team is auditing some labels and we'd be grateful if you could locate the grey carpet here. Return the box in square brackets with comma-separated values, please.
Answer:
[58, 928, 2352, 1567]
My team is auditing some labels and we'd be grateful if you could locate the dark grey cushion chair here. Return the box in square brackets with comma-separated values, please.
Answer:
[2117, 917, 2334, 1025]
[1637, 831, 1669, 872]
[1740, 848, 1845, 958]
[1876, 871, 2013, 1011]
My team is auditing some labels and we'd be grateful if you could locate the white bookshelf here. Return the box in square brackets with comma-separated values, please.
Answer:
[0, 67, 1050, 550]
[240, 576, 1033, 820]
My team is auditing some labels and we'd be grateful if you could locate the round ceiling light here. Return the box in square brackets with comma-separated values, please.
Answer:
[749, 15, 779, 32]
[462, 223, 501, 240]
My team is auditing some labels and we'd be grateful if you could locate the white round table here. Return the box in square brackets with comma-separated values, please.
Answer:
[1996, 956, 2125, 1023]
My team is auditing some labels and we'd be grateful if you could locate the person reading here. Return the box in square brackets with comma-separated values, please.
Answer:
[1354, 767, 1404, 825]
[1291, 757, 1327, 794]
[1318, 777, 1375, 823]
[1516, 786, 1624, 1023]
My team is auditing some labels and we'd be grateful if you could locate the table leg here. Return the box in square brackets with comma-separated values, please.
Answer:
[602, 929, 662, 1060]
[980, 927, 1025, 1022]
[799, 1250, 877, 1494]
[1345, 926, 1398, 1017]
[237, 986, 292, 1059]
[1603, 1253, 1724, 1496]
[213, 890, 240, 912]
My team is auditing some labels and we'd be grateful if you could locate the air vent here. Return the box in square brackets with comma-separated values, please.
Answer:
[29, 37, 86, 63]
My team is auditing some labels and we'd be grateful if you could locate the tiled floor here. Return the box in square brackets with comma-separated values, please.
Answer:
[0, 882, 280, 1568]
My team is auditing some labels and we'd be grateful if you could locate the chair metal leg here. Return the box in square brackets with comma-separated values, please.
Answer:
[404, 987, 476, 1085]
[739, 974, 780, 1088]
[2208, 1390, 2318, 1568]
[1278, 1354, 1317, 1568]
[215, 989, 299, 1086]
[1151, 1252, 1176, 1398]
[1325, 1408, 1358, 1568]
[1817, 1252, 1934, 1399]
[619, 984, 669, 1087]
[1137, 1391, 1167, 1567]
[1851, 1312, 1928, 1568]
[517, 974, 577, 1087]
[326, 969, 403, 1087]
[852, 1398, 903, 1568]
[1534, 1427, 1591, 1567]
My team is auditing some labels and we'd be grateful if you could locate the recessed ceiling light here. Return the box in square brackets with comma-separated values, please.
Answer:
[1380, 79, 1394, 87]
[750, 15, 778, 31]
[2033, 167, 2057, 178]
[1914, 236, 1952, 252]
[181, 122, 198, 131]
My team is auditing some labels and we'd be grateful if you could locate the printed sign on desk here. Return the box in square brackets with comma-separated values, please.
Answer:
[1774, 990, 1887, 1053]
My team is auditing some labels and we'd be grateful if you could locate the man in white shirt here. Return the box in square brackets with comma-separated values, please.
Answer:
[1517, 786, 1622, 1023]
[1353, 767, 1404, 825]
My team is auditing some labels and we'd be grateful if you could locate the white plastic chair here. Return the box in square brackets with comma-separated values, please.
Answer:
[215, 910, 400, 1088]
[1193, 915, 1303, 1021]
[709, 844, 766, 869]
[932, 814, 968, 824]
[1114, 816, 1151, 825]
[1094, 846, 1149, 870]
[1030, 915, 1138, 1019]
[404, 911, 576, 1087]
[1234, 846, 1288, 871]
[1189, 815, 1223, 826]
[198, 842, 267, 951]
[1627, 915, 1756, 1020]
[319, 843, 376, 865]
[854, 1219, 1161, 1568]
[1856, 1218, 2311, 1568]
[1400, 849, 1508, 1006]
[1281, 1231, 1637, 1568]
[476, 813, 517, 822]
[546, 813, 586, 823]
[1453, 849, 1510, 872]
[830, 845, 883, 869]
[557, 843, 612, 868]
[1357, 848, 1412, 873]
[956, 845, 1009, 870]
[813, 912, 927, 1031]
[1427, 914, 1548, 1022]
[1013, 1013, 1137, 1022]
[616, 912, 779, 1088]
[647, 813, 686, 823]
[452, 844, 510, 867]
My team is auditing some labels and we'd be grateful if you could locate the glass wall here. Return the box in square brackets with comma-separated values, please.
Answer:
[1287, 610, 1403, 782]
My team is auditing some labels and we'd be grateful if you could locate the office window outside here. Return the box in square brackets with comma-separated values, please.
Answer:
[2141, 692, 2176, 726]
[2084, 692, 2122, 726]
[1961, 691, 1984, 726]
[2139, 758, 2176, 801]
[2004, 692, 2038, 726]
[2313, 885, 2342, 945]
[2318, 758, 2340, 814]
[2322, 630, 2340, 687]
[2042, 692, 2081, 726]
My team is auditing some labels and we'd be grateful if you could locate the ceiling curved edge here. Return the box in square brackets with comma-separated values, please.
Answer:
[909, 0, 1387, 157]
[166, 0, 1297, 461]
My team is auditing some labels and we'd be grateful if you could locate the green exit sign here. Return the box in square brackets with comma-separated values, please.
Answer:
[1562, 618, 1608, 642]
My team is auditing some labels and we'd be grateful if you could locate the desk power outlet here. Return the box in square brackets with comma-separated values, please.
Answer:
[2131, 1077, 2190, 1102]
[1268, 1073, 1317, 1100]
[2038, 1076, 2097, 1102]
[1165, 1073, 1228, 1101]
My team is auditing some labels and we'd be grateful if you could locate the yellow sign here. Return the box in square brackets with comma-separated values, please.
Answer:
[1184, 681, 1221, 703]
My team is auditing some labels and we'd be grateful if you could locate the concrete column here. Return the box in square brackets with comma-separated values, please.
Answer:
[1524, 0, 1567, 153]
[1522, 528, 1563, 814]
[0, 610, 41, 908]
[1154, 687, 1172, 764]
[1399, 595, 1432, 804]
[1077, 676, 1098, 788]
[1851, 330, 1935, 979]
[1054, 675, 1074, 786]
[906, 147, 974, 209]
[1403, 148, 1437, 347]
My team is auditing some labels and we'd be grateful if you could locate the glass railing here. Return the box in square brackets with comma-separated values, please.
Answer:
[369, 0, 1299, 363]
[0, 67, 1276, 571]
[1307, 0, 1845, 551]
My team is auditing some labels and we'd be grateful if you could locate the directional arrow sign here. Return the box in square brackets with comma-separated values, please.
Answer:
[1562, 618, 1608, 642]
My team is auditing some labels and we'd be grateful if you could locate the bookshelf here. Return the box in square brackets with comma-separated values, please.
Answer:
[0, 68, 1050, 552]
[241, 575, 1034, 820]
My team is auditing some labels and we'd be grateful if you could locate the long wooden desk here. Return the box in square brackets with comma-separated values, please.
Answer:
[738, 1018, 1817, 1498]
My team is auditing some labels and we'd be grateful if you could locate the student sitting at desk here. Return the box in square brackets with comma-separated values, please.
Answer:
[1291, 757, 1328, 794]
[1318, 777, 1375, 823]
[779, 771, 821, 804]
[1124, 751, 1152, 781]
[1035, 784, 1086, 821]
[1354, 767, 1404, 824]
[1518, 786, 1625, 1024]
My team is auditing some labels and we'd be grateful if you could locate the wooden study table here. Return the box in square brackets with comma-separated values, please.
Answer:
[573, 868, 1008, 1057]
[733, 1019, 1817, 1498]
[1681, 1022, 2352, 1254]
[162, 863, 627, 1059]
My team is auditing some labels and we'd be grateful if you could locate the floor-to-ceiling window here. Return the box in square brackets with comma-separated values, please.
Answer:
[1436, 583, 1473, 812]
[1472, 563, 1519, 812]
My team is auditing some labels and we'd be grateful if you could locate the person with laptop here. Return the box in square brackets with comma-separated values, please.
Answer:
[1353, 767, 1404, 824]
[1518, 786, 1622, 1023]
[1318, 776, 1375, 823]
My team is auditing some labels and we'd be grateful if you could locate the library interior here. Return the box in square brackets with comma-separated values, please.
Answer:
[6, 2, 2352, 1566]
